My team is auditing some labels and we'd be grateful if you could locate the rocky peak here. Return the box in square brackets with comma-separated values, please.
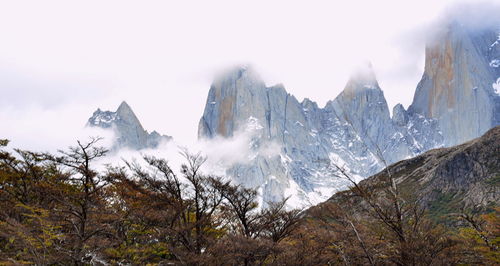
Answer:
[409, 20, 500, 146]
[116, 101, 133, 116]
[198, 66, 269, 139]
[332, 63, 387, 118]
[330, 64, 393, 151]
[212, 66, 265, 94]
[87, 101, 171, 150]
[195, 16, 499, 208]
[392, 104, 409, 126]
[198, 65, 418, 207]
[341, 63, 381, 98]
[116, 101, 143, 128]
[88, 108, 117, 129]
[301, 98, 316, 107]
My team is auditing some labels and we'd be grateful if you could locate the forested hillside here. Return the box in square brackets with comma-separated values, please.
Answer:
[0, 130, 499, 265]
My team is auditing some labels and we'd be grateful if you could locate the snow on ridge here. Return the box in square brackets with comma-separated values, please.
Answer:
[493, 77, 500, 96]
[490, 33, 500, 49]
[284, 179, 300, 207]
[90, 111, 118, 126]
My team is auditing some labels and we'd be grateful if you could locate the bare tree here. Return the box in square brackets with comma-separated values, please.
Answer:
[44, 137, 110, 264]
[210, 178, 262, 239]
[121, 149, 226, 262]
[259, 198, 302, 243]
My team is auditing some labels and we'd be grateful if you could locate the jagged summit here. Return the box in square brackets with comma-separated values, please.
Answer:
[197, 64, 437, 206]
[116, 100, 133, 114]
[115, 100, 144, 131]
[81, 19, 496, 208]
[408, 21, 500, 146]
[198, 22, 499, 206]
[392, 104, 408, 126]
[330, 64, 413, 165]
[212, 65, 265, 91]
[343, 62, 380, 93]
[198, 65, 269, 138]
[87, 101, 172, 150]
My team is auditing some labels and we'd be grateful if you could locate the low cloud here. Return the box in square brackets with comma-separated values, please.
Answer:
[439, 1, 500, 30]
[197, 118, 282, 174]
[73, 117, 283, 180]
[1, 104, 115, 153]
[2, 0, 498, 173]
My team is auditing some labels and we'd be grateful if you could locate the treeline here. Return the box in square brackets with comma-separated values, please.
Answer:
[0, 138, 498, 265]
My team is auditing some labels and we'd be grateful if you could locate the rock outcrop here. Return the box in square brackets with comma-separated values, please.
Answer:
[88, 101, 171, 150]
[329, 65, 413, 164]
[408, 22, 500, 146]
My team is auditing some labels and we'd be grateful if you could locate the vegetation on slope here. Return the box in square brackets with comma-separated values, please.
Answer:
[0, 128, 499, 265]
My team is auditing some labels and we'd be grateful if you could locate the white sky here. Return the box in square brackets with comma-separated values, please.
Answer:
[0, 0, 487, 150]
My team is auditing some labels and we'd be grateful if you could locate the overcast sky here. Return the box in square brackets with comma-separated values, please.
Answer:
[0, 0, 493, 150]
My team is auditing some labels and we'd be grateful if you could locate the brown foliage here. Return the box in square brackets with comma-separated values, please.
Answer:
[0, 138, 498, 265]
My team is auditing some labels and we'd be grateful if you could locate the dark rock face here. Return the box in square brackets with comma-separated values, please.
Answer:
[88, 101, 171, 150]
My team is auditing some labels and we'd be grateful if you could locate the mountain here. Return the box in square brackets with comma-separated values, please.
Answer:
[322, 125, 500, 220]
[198, 22, 499, 207]
[83, 20, 499, 207]
[327, 64, 441, 164]
[409, 22, 500, 146]
[197, 66, 436, 207]
[87, 101, 172, 150]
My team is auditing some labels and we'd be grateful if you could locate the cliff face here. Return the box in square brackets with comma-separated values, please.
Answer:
[198, 67, 268, 139]
[329, 65, 413, 164]
[197, 21, 499, 207]
[197, 66, 440, 206]
[409, 23, 500, 146]
[88, 101, 171, 150]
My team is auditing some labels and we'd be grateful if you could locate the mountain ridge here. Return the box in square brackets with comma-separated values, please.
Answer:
[197, 64, 439, 206]
[83, 20, 500, 207]
[320, 125, 500, 221]
[197, 21, 499, 206]
[87, 101, 172, 150]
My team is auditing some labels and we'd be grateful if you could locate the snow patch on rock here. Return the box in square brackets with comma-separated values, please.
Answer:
[493, 78, 500, 95]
